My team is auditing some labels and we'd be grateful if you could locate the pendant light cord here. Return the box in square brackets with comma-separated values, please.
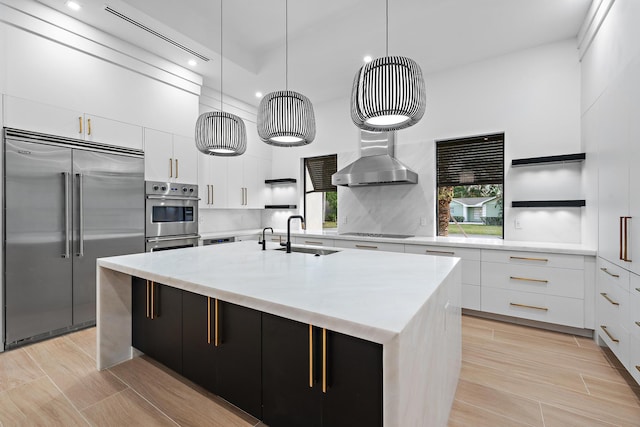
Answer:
[285, 0, 289, 90]
[220, 0, 224, 111]
[385, 0, 389, 56]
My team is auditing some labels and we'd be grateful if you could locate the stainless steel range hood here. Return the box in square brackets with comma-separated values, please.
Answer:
[331, 130, 418, 187]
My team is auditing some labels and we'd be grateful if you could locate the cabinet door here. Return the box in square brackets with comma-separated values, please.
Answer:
[227, 157, 244, 208]
[132, 277, 153, 356]
[3, 95, 83, 139]
[182, 291, 216, 391]
[197, 154, 213, 209]
[144, 128, 173, 182]
[172, 134, 199, 184]
[262, 313, 322, 427]
[216, 301, 262, 419]
[210, 156, 228, 208]
[323, 330, 383, 427]
[628, 59, 640, 275]
[243, 155, 264, 209]
[83, 114, 143, 150]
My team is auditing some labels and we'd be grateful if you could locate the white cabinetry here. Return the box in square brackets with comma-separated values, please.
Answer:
[292, 237, 336, 247]
[198, 155, 228, 208]
[144, 128, 198, 184]
[405, 245, 481, 310]
[333, 239, 404, 253]
[227, 156, 266, 209]
[3, 95, 143, 150]
[481, 250, 587, 328]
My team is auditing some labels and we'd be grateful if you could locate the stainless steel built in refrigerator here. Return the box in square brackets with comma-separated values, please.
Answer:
[3, 128, 144, 349]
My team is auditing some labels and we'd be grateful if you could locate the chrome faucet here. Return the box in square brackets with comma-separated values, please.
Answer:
[260, 227, 273, 251]
[283, 215, 305, 253]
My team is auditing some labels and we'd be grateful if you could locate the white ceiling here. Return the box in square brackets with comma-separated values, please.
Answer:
[37, 0, 592, 107]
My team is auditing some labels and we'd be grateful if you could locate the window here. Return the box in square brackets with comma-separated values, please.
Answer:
[304, 154, 338, 230]
[436, 133, 504, 238]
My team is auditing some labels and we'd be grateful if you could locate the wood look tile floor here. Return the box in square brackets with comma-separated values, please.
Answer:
[0, 315, 638, 426]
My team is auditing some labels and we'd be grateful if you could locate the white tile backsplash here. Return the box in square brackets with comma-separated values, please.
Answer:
[199, 209, 262, 233]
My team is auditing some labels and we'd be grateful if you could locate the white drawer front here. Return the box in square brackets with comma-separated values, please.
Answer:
[333, 239, 405, 253]
[482, 262, 584, 299]
[599, 258, 630, 293]
[293, 237, 336, 247]
[597, 266, 630, 330]
[462, 284, 481, 310]
[481, 287, 584, 328]
[597, 320, 630, 370]
[482, 250, 584, 270]
[630, 337, 640, 385]
[404, 244, 481, 261]
[630, 275, 640, 341]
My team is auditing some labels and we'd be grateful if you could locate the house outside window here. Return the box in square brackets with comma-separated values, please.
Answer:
[303, 154, 338, 230]
[436, 134, 504, 238]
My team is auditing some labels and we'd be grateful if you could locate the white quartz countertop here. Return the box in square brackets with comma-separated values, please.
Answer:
[201, 228, 596, 256]
[98, 241, 459, 345]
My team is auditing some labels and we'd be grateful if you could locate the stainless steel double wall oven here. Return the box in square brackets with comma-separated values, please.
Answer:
[145, 181, 199, 251]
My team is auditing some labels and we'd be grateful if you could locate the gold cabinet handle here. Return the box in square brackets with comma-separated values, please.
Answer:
[214, 298, 219, 347]
[509, 256, 548, 262]
[207, 297, 211, 344]
[78, 116, 83, 134]
[509, 302, 548, 311]
[210, 185, 214, 206]
[169, 158, 173, 178]
[150, 281, 155, 320]
[426, 250, 455, 255]
[146, 280, 150, 318]
[600, 292, 620, 306]
[600, 267, 620, 278]
[305, 241, 324, 245]
[624, 217, 632, 262]
[87, 118, 91, 136]
[510, 276, 549, 284]
[272, 237, 282, 242]
[206, 185, 211, 205]
[600, 325, 619, 343]
[309, 324, 313, 388]
[322, 328, 327, 394]
[355, 244, 378, 249]
[175, 159, 179, 179]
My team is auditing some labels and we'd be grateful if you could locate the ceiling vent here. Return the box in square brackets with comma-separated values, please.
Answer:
[104, 6, 210, 62]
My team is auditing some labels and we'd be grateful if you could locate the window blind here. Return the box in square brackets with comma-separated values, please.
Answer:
[436, 134, 504, 186]
[305, 155, 337, 192]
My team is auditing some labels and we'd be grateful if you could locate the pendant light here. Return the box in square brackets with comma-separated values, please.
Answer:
[195, 0, 246, 156]
[350, 0, 426, 132]
[257, 0, 316, 147]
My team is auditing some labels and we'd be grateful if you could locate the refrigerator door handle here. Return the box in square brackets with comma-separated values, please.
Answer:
[76, 173, 84, 257]
[63, 172, 71, 258]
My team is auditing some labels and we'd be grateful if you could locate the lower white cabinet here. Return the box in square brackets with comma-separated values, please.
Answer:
[333, 239, 404, 253]
[405, 244, 481, 310]
[292, 237, 336, 247]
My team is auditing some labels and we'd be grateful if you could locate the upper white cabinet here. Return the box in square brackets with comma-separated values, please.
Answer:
[3, 95, 143, 150]
[227, 155, 267, 209]
[144, 128, 198, 184]
[198, 154, 228, 208]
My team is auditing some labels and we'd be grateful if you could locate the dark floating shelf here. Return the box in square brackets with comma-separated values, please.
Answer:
[265, 178, 297, 184]
[512, 200, 586, 208]
[511, 153, 585, 167]
[264, 204, 297, 209]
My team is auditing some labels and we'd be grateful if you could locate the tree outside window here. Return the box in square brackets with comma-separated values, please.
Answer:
[304, 155, 338, 230]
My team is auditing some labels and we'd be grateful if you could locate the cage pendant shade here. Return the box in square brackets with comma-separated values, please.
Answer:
[195, 111, 247, 156]
[351, 55, 426, 131]
[258, 90, 316, 147]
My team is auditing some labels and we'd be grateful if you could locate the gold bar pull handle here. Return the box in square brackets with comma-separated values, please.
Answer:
[309, 324, 313, 388]
[623, 217, 632, 262]
[87, 118, 91, 136]
[355, 244, 378, 250]
[600, 292, 620, 306]
[214, 298, 219, 347]
[620, 216, 624, 261]
[207, 297, 211, 344]
[175, 159, 179, 179]
[169, 158, 173, 178]
[322, 328, 327, 393]
[206, 185, 211, 205]
[78, 116, 83, 134]
[600, 267, 620, 278]
[305, 241, 324, 245]
[509, 256, 548, 262]
[426, 250, 455, 255]
[509, 302, 548, 311]
[210, 185, 214, 206]
[600, 325, 619, 343]
[510, 276, 549, 284]
[146, 280, 150, 318]
[150, 281, 155, 320]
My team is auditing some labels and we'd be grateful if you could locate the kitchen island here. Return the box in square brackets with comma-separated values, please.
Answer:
[96, 241, 461, 426]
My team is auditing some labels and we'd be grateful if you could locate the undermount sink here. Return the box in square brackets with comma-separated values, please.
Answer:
[274, 246, 340, 256]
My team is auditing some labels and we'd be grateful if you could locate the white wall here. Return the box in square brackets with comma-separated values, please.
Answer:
[268, 39, 584, 242]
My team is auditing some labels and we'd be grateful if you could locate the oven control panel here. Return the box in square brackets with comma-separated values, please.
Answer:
[145, 181, 198, 197]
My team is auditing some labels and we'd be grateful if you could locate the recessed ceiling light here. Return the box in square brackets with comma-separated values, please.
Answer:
[188, 59, 197, 67]
[255, 92, 263, 98]
[66, 1, 81, 11]
[363, 55, 372, 63]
